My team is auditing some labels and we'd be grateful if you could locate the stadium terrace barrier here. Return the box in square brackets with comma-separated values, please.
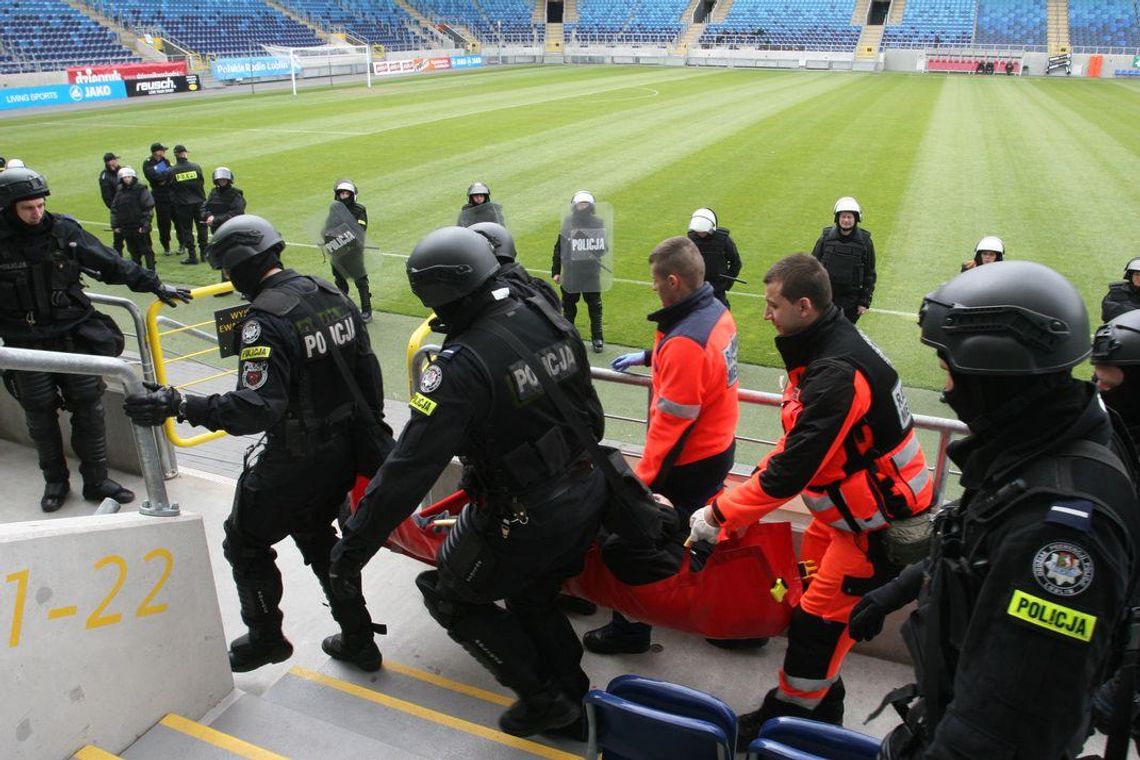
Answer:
[66, 60, 187, 83]
[210, 55, 298, 80]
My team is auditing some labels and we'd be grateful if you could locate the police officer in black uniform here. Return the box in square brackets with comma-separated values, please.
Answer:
[552, 190, 608, 352]
[201, 167, 246, 234]
[1101, 257, 1140, 323]
[1092, 308, 1140, 446]
[142, 143, 174, 256]
[98, 151, 124, 257]
[110, 167, 156, 271]
[469, 221, 560, 310]
[331, 180, 372, 322]
[170, 145, 207, 265]
[811, 196, 875, 324]
[686, 208, 742, 309]
[123, 214, 394, 673]
[848, 260, 1140, 759]
[0, 167, 189, 512]
[457, 181, 506, 227]
[330, 226, 608, 737]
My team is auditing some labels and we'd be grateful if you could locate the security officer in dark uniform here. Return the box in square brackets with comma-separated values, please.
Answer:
[469, 221, 560, 310]
[457, 181, 506, 227]
[686, 208, 743, 309]
[98, 151, 124, 256]
[1092, 308, 1140, 446]
[1101, 257, 1140, 323]
[141, 143, 174, 256]
[552, 190, 608, 352]
[0, 167, 189, 512]
[201, 167, 246, 233]
[330, 226, 608, 737]
[109, 167, 156, 271]
[123, 214, 394, 673]
[811, 196, 875, 324]
[848, 260, 1140, 759]
[170, 145, 207, 265]
[331, 180, 372, 322]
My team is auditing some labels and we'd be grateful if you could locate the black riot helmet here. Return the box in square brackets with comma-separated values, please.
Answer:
[467, 181, 490, 203]
[468, 221, 516, 263]
[919, 260, 1090, 376]
[203, 214, 284, 271]
[407, 226, 499, 309]
[1093, 309, 1140, 366]
[0, 167, 50, 209]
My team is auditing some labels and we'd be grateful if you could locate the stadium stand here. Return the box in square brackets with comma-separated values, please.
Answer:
[880, 0, 976, 48]
[0, 0, 138, 73]
[406, 0, 539, 44]
[275, 0, 421, 50]
[975, 0, 1047, 47]
[565, 0, 689, 46]
[699, 0, 862, 51]
[1069, 0, 1140, 49]
[89, 0, 323, 55]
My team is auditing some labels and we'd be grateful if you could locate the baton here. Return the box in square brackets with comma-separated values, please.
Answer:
[719, 274, 748, 285]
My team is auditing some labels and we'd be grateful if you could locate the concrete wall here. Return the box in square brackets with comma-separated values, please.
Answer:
[0, 512, 233, 759]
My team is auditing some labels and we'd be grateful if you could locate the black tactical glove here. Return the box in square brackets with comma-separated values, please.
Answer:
[848, 560, 928, 642]
[153, 283, 192, 307]
[123, 381, 183, 426]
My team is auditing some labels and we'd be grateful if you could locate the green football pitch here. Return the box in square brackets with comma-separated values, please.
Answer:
[3, 64, 1138, 390]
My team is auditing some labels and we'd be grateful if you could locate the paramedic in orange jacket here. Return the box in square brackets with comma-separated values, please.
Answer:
[688, 253, 933, 747]
[584, 236, 740, 655]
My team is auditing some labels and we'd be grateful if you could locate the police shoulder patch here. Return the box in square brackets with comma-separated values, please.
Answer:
[240, 346, 271, 361]
[241, 320, 262, 345]
[1007, 589, 1096, 642]
[1032, 541, 1094, 597]
[241, 360, 269, 391]
[419, 364, 443, 394]
[409, 393, 437, 416]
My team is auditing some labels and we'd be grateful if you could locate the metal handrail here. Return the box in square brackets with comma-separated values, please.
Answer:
[0, 347, 177, 516]
[88, 293, 177, 478]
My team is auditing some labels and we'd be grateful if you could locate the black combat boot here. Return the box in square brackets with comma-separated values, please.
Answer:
[41, 481, 70, 512]
[322, 632, 382, 672]
[229, 631, 293, 672]
[583, 612, 651, 655]
[499, 683, 582, 737]
[82, 478, 135, 504]
[736, 680, 845, 752]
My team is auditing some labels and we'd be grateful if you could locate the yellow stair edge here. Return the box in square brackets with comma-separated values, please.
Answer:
[159, 713, 288, 760]
[72, 746, 122, 760]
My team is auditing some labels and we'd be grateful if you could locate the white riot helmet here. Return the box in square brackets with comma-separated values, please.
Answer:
[689, 207, 718, 234]
[334, 179, 358, 199]
[117, 166, 137, 181]
[6, 158, 25, 170]
[975, 236, 1004, 256]
[213, 166, 234, 184]
[571, 190, 595, 207]
[833, 196, 862, 223]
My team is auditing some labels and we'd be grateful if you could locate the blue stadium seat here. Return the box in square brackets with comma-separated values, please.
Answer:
[976, 0, 1047, 46]
[700, 0, 861, 51]
[1069, 0, 1140, 49]
[608, 674, 738, 741]
[745, 717, 881, 760]
[0, 0, 138, 72]
[881, 0, 976, 48]
[585, 690, 735, 759]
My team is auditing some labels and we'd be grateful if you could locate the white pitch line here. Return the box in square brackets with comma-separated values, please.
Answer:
[74, 218, 915, 318]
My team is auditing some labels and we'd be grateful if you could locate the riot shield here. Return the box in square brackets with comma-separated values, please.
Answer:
[558, 200, 614, 294]
[320, 201, 367, 282]
[457, 201, 506, 228]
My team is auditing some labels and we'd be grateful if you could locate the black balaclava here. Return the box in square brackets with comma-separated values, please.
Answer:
[228, 248, 281, 300]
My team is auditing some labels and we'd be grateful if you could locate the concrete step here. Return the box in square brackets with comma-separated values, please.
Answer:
[120, 714, 285, 760]
[263, 663, 583, 759]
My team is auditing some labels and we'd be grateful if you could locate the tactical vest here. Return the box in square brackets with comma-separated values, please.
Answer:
[817, 226, 870, 294]
[689, 229, 732, 290]
[797, 317, 931, 528]
[251, 274, 359, 448]
[0, 214, 92, 341]
[450, 298, 603, 500]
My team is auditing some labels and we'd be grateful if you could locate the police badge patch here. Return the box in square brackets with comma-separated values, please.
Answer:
[1032, 542, 1094, 597]
[419, 364, 443, 394]
[241, 320, 262, 345]
[241, 360, 268, 391]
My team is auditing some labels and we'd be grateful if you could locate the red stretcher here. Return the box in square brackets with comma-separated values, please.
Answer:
[357, 481, 803, 639]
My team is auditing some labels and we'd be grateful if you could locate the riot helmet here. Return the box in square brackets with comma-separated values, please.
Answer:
[0, 167, 50, 208]
[406, 226, 499, 309]
[919, 260, 1090, 376]
[973, 235, 1005, 266]
[203, 214, 284, 272]
[1122, 257, 1140, 281]
[833, 196, 862, 224]
[117, 166, 137, 184]
[213, 166, 234, 186]
[689, 208, 718, 234]
[5, 159, 25, 170]
[1093, 309, 1140, 367]
[334, 179, 357, 201]
[469, 221, 517, 263]
[467, 181, 491, 204]
[571, 190, 595, 210]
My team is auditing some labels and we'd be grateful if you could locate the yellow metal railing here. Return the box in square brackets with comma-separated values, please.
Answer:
[405, 315, 436, 394]
[145, 281, 236, 447]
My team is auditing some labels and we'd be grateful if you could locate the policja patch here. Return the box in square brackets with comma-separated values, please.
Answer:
[1032, 541, 1094, 597]
[241, 320, 262, 345]
[241, 360, 268, 390]
[420, 364, 443, 393]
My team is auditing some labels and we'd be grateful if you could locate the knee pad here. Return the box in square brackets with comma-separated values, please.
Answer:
[14, 372, 62, 412]
[417, 570, 473, 630]
[222, 520, 279, 578]
[60, 374, 105, 410]
[293, 529, 337, 572]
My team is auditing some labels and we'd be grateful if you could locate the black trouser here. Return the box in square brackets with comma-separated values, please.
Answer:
[333, 269, 371, 313]
[560, 289, 603, 341]
[111, 226, 124, 257]
[173, 204, 207, 256]
[123, 229, 155, 270]
[153, 198, 173, 252]
[419, 469, 605, 701]
[222, 436, 372, 637]
[8, 369, 108, 486]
